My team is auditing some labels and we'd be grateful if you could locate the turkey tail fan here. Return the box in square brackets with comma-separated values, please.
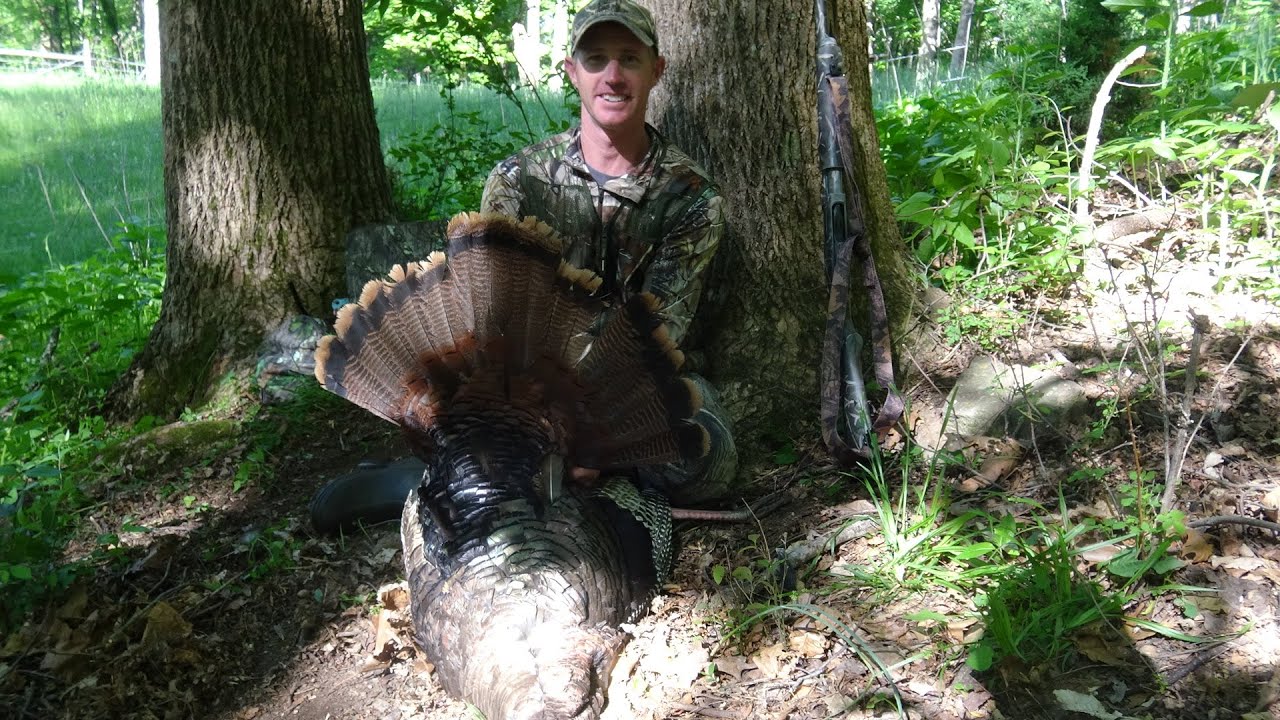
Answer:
[573, 293, 711, 469]
[314, 211, 708, 469]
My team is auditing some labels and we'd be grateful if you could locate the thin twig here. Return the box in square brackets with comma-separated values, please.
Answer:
[1163, 641, 1234, 686]
[65, 159, 114, 249]
[668, 703, 743, 719]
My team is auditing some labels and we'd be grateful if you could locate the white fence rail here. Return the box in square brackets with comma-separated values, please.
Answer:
[0, 48, 145, 76]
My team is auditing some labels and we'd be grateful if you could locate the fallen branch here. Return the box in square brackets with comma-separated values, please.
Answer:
[1162, 313, 1208, 513]
[1076, 44, 1148, 225]
[1163, 641, 1234, 687]
[779, 517, 879, 568]
[1187, 515, 1280, 534]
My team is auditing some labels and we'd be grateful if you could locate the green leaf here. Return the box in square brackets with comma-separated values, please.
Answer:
[1186, 0, 1223, 16]
[1105, 548, 1144, 578]
[895, 191, 936, 221]
[906, 610, 950, 624]
[1174, 597, 1200, 619]
[11, 564, 33, 581]
[1147, 138, 1178, 161]
[1223, 169, 1259, 186]
[712, 565, 726, 585]
[966, 642, 994, 671]
[731, 566, 753, 583]
[947, 542, 996, 561]
[773, 443, 798, 466]
[23, 463, 60, 479]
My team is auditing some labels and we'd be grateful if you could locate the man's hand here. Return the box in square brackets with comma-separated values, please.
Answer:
[570, 466, 601, 485]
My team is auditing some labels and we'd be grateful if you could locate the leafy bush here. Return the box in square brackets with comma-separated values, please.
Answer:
[387, 86, 572, 220]
[877, 86, 1077, 292]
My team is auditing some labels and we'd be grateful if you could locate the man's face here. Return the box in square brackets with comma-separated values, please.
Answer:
[565, 22, 665, 137]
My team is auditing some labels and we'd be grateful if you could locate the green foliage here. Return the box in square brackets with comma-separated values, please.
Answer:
[970, 523, 1126, 670]
[710, 530, 797, 638]
[0, 0, 142, 61]
[364, 0, 523, 89]
[0, 225, 165, 631]
[878, 86, 1077, 293]
[385, 81, 573, 220]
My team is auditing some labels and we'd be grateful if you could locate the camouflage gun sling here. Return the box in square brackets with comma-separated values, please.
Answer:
[815, 0, 905, 462]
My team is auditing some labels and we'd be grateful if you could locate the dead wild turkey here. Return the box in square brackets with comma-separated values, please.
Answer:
[314, 212, 708, 719]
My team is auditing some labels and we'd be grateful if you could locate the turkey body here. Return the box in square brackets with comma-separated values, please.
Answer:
[315, 213, 705, 720]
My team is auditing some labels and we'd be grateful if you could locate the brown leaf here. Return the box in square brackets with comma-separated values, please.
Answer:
[976, 441, 1024, 483]
[711, 653, 750, 681]
[1211, 556, 1266, 576]
[1081, 544, 1125, 564]
[56, 585, 89, 620]
[1262, 487, 1280, 512]
[1073, 629, 1128, 666]
[751, 642, 791, 679]
[1179, 529, 1214, 563]
[377, 582, 410, 612]
[371, 611, 402, 661]
[141, 601, 192, 651]
[788, 629, 828, 658]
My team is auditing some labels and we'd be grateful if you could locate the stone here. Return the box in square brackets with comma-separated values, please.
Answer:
[344, 220, 448, 301]
[947, 356, 1088, 443]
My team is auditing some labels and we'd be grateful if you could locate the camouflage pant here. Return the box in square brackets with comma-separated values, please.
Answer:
[633, 374, 738, 506]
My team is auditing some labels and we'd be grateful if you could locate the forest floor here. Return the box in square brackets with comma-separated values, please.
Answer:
[4, 200, 1280, 720]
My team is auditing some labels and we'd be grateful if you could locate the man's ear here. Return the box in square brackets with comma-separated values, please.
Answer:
[563, 55, 579, 88]
[654, 54, 667, 81]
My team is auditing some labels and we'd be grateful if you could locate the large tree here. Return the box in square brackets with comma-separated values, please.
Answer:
[647, 0, 919, 453]
[110, 0, 394, 417]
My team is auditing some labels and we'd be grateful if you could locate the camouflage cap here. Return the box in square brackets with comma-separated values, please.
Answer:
[571, 0, 659, 54]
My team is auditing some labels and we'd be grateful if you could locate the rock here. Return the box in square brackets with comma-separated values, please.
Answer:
[345, 220, 448, 300]
[948, 356, 1087, 443]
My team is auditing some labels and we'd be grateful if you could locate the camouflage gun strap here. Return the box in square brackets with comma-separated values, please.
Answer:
[816, 1, 905, 464]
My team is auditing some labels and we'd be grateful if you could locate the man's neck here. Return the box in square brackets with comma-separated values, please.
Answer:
[578, 120, 650, 176]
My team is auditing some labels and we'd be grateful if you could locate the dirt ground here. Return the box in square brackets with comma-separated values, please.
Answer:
[4, 207, 1280, 720]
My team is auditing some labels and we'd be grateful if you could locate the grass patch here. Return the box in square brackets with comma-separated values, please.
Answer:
[0, 74, 164, 275]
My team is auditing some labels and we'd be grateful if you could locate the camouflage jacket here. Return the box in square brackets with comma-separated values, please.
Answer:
[480, 124, 723, 344]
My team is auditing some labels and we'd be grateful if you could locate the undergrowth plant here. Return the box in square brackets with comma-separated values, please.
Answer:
[0, 223, 164, 631]
[878, 81, 1078, 292]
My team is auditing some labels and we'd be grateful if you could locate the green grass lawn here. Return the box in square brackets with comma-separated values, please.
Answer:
[0, 73, 571, 278]
[0, 74, 164, 276]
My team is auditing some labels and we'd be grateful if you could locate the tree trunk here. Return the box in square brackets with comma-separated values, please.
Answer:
[916, 0, 941, 86]
[949, 0, 975, 79]
[109, 0, 393, 418]
[646, 0, 918, 458]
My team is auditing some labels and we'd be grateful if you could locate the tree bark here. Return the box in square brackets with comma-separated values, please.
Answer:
[646, 0, 917, 458]
[916, 0, 941, 86]
[949, 0, 975, 79]
[109, 0, 393, 418]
